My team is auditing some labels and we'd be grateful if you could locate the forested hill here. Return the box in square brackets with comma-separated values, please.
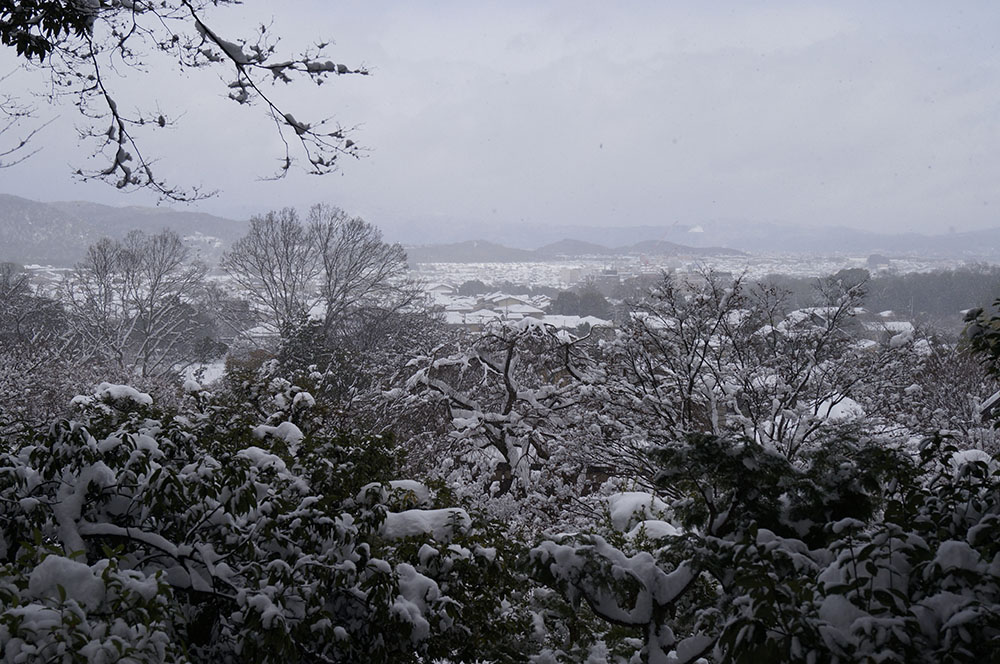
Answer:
[6, 190, 1000, 266]
[0, 194, 247, 265]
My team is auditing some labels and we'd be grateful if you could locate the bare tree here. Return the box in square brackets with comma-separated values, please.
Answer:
[0, 71, 49, 169]
[0, 263, 63, 345]
[0, 263, 94, 435]
[199, 281, 257, 349]
[63, 229, 207, 379]
[220, 208, 322, 340]
[222, 205, 420, 353]
[594, 269, 905, 470]
[308, 204, 420, 347]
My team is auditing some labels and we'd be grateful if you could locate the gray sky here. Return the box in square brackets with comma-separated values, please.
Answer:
[1, 1, 999, 238]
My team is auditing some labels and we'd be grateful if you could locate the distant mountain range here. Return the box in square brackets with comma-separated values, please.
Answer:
[404, 238, 745, 264]
[0, 194, 247, 265]
[3, 193, 1000, 266]
[385, 216, 1000, 261]
[644, 219, 1000, 258]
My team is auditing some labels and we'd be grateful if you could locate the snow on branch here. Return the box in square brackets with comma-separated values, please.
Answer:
[13, 0, 367, 200]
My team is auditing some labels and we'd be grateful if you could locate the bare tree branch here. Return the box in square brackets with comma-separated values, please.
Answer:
[2, 1, 368, 199]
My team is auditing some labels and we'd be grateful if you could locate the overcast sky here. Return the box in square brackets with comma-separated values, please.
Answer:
[1, 1, 998, 238]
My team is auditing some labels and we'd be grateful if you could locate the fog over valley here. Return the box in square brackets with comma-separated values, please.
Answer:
[2, 2, 999, 235]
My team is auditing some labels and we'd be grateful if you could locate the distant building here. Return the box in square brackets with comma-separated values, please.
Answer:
[444, 299, 476, 313]
[539, 314, 612, 331]
[560, 267, 583, 286]
[445, 308, 503, 331]
[502, 303, 545, 319]
[531, 294, 553, 310]
[590, 267, 621, 292]
[482, 293, 528, 308]
[867, 254, 891, 271]
[425, 282, 456, 295]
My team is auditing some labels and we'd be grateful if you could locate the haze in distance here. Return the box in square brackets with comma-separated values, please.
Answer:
[0, 1, 998, 240]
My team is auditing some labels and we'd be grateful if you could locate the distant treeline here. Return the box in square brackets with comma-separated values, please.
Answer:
[458, 266, 1000, 331]
[761, 264, 1000, 332]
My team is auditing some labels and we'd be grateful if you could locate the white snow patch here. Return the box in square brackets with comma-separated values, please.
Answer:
[934, 540, 981, 573]
[388, 480, 433, 506]
[818, 594, 865, 631]
[607, 492, 670, 531]
[237, 446, 288, 472]
[817, 396, 864, 422]
[29, 556, 106, 610]
[381, 508, 471, 541]
[292, 391, 316, 408]
[889, 329, 914, 348]
[392, 563, 441, 642]
[72, 383, 153, 407]
[949, 449, 997, 477]
[626, 519, 681, 539]
[181, 361, 227, 386]
[252, 421, 305, 448]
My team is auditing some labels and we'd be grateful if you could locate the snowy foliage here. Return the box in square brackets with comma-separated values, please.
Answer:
[529, 433, 1000, 663]
[0, 382, 530, 662]
[5, 259, 1000, 662]
[401, 318, 602, 531]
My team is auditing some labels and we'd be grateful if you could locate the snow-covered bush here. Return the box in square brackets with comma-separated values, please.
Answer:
[401, 318, 602, 532]
[0, 383, 532, 662]
[595, 270, 899, 465]
[7, 280, 1000, 663]
[529, 432, 1000, 663]
[716, 435, 1000, 662]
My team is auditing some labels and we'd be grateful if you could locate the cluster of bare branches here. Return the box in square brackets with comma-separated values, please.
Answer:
[221, 204, 418, 349]
[0, 70, 52, 168]
[2, 0, 367, 199]
[62, 229, 208, 379]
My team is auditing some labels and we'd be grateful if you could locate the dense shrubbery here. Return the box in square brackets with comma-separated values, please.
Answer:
[4, 256, 1000, 661]
[3, 382, 999, 661]
[530, 434, 1000, 662]
[0, 380, 531, 662]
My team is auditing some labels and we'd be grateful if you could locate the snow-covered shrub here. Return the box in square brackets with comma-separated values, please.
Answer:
[0, 383, 532, 662]
[401, 318, 603, 532]
[717, 435, 1000, 662]
[529, 431, 1000, 663]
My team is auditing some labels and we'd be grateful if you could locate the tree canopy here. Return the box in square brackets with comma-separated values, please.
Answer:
[3, 257, 1000, 661]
